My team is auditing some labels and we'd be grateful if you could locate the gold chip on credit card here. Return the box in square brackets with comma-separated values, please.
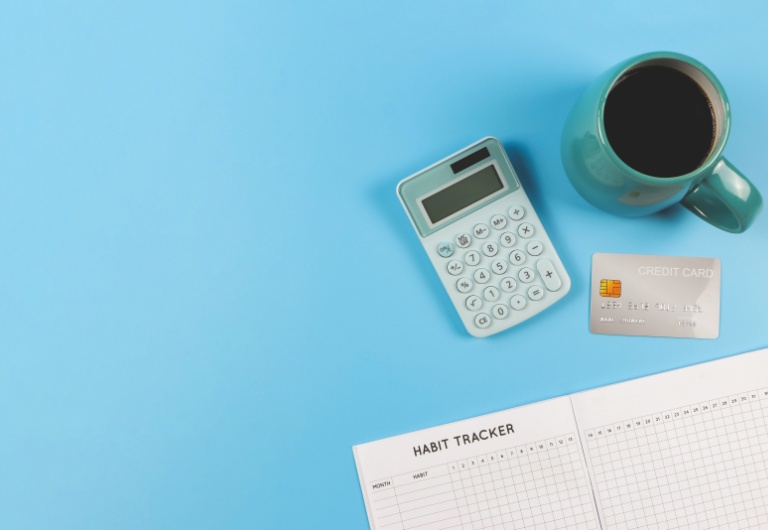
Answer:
[599, 279, 622, 297]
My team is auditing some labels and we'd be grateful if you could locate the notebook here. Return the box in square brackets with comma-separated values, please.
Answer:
[353, 347, 768, 529]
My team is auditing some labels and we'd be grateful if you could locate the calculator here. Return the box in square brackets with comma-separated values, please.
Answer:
[397, 137, 571, 337]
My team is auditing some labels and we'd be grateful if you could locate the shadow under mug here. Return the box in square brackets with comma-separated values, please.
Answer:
[561, 51, 762, 233]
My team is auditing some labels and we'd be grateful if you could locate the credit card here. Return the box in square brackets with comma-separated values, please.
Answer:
[590, 253, 721, 339]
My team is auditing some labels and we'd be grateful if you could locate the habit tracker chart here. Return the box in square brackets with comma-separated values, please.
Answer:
[583, 389, 768, 529]
[364, 431, 598, 530]
[354, 348, 768, 529]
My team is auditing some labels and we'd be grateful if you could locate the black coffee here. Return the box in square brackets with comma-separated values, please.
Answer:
[604, 65, 716, 178]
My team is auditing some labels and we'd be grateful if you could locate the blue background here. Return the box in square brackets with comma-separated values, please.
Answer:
[1, 1, 767, 528]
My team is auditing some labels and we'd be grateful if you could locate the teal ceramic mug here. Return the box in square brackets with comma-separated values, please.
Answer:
[561, 51, 762, 233]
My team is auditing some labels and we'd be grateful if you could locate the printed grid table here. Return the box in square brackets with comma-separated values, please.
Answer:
[585, 387, 768, 529]
[368, 433, 598, 530]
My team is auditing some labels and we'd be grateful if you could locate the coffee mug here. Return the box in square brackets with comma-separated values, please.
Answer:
[561, 51, 762, 233]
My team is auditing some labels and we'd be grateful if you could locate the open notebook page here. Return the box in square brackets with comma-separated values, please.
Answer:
[571, 348, 768, 530]
[354, 396, 600, 530]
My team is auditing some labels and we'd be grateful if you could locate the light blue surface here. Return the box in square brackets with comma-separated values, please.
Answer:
[1, 2, 767, 529]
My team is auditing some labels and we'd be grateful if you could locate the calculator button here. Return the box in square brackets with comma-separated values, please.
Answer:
[482, 242, 499, 257]
[509, 249, 526, 265]
[447, 260, 464, 275]
[526, 240, 544, 256]
[500, 277, 517, 292]
[456, 277, 473, 293]
[474, 268, 491, 284]
[518, 222, 534, 238]
[455, 233, 472, 248]
[490, 214, 507, 230]
[492, 304, 509, 320]
[536, 258, 562, 291]
[508, 206, 525, 220]
[499, 232, 516, 248]
[518, 267, 535, 283]
[527, 285, 545, 301]
[466, 296, 482, 311]
[473, 224, 490, 239]
[474, 313, 492, 329]
[465, 250, 481, 266]
[483, 286, 500, 302]
[510, 295, 527, 311]
[437, 242, 455, 258]
[491, 259, 508, 275]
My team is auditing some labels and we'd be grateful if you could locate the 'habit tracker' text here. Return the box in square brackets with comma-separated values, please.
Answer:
[412, 424, 514, 457]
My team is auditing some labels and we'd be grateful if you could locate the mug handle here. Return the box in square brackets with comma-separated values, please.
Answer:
[681, 159, 763, 233]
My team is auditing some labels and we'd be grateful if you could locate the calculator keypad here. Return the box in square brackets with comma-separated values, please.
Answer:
[435, 205, 563, 331]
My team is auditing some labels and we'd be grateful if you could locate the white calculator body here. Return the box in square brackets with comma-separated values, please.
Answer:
[397, 137, 571, 337]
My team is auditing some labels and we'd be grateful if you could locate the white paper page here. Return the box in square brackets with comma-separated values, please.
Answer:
[354, 396, 600, 530]
[571, 348, 768, 530]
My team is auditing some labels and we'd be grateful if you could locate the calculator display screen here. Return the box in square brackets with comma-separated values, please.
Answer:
[421, 165, 504, 224]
